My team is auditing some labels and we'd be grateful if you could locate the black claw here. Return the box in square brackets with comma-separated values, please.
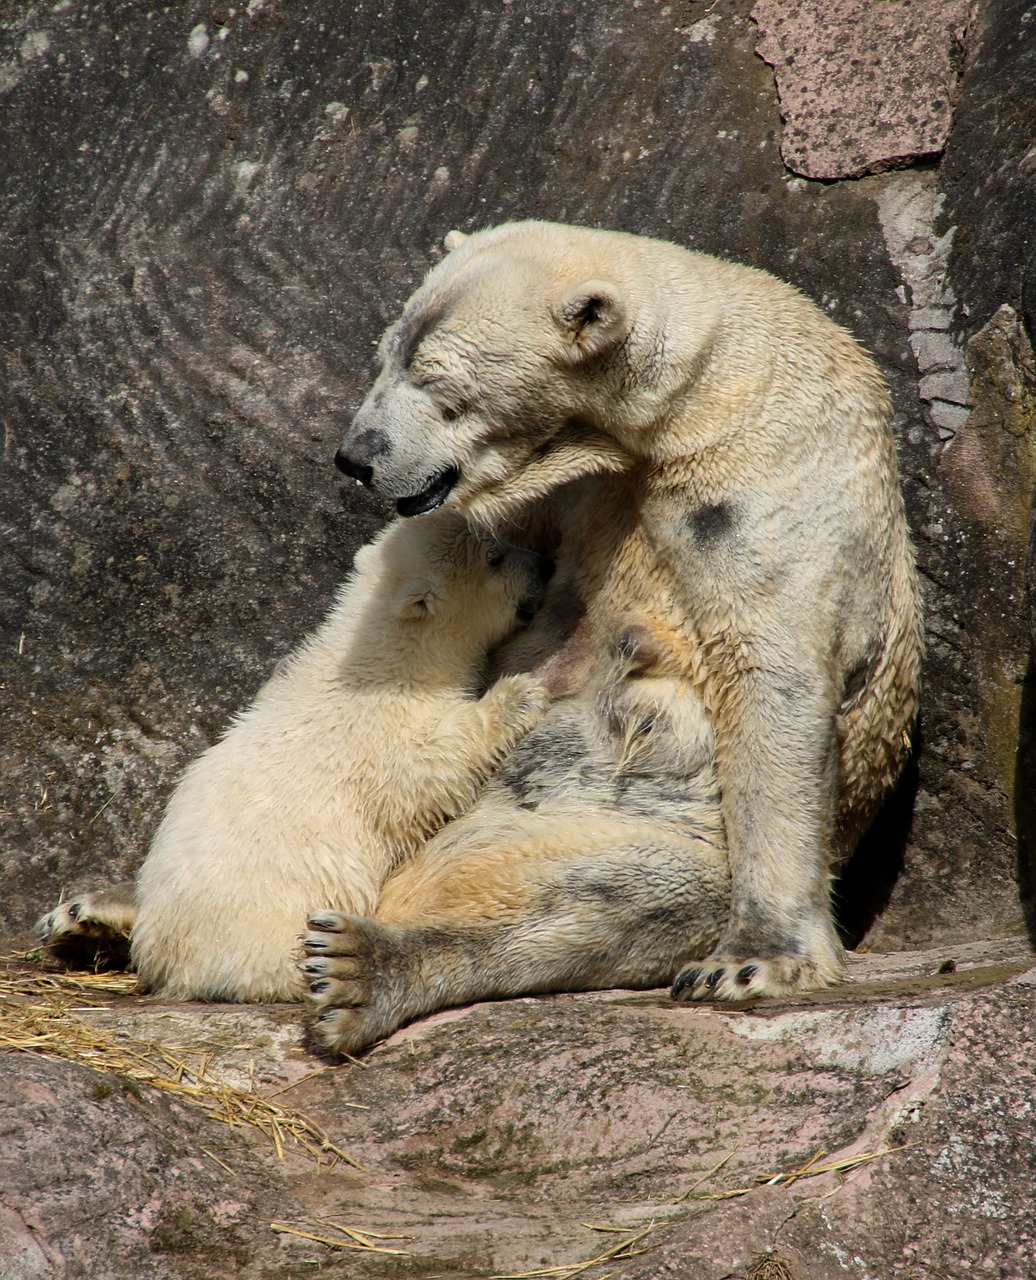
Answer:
[318, 1010, 339, 1023]
[736, 964, 758, 986]
[305, 937, 329, 952]
[671, 966, 703, 1000]
[309, 980, 330, 994]
[705, 968, 724, 990]
[308, 914, 340, 931]
[302, 959, 326, 976]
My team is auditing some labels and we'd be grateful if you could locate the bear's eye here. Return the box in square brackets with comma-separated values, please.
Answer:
[485, 547, 506, 569]
[441, 403, 465, 423]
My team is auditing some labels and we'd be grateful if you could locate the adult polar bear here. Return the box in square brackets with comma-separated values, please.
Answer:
[317, 219, 922, 1041]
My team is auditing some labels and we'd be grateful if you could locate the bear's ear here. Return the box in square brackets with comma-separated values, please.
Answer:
[395, 579, 442, 621]
[555, 278, 629, 361]
[444, 229, 468, 252]
[352, 541, 377, 575]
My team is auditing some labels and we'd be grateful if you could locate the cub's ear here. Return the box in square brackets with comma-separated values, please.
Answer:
[443, 229, 468, 252]
[555, 278, 629, 361]
[352, 541, 377, 575]
[395, 578, 442, 620]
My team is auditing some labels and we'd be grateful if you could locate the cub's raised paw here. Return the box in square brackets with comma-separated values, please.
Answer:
[33, 884, 137, 969]
[671, 951, 845, 1004]
[488, 672, 553, 720]
[302, 912, 415, 1056]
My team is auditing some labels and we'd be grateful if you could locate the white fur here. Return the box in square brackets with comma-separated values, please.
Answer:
[129, 511, 550, 1000]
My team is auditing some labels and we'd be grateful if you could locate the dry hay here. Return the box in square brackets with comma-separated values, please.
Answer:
[490, 1221, 658, 1280]
[271, 1217, 411, 1256]
[685, 1143, 915, 1202]
[0, 958, 357, 1167]
[746, 1254, 797, 1280]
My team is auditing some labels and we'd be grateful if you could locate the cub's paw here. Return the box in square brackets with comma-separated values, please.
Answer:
[302, 912, 414, 1056]
[489, 673, 553, 718]
[671, 950, 846, 1004]
[34, 886, 136, 968]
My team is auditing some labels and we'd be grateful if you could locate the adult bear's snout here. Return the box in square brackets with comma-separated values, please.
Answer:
[334, 425, 393, 487]
[334, 449, 373, 487]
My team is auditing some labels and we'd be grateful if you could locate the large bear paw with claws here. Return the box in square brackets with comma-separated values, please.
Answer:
[302, 912, 417, 1055]
[671, 947, 846, 1003]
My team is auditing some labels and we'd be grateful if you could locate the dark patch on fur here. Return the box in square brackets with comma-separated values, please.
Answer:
[769, 666, 820, 706]
[391, 300, 446, 368]
[723, 899, 805, 960]
[352, 427, 392, 460]
[546, 861, 718, 943]
[688, 500, 735, 549]
[544, 586, 587, 637]
[492, 716, 590, 804]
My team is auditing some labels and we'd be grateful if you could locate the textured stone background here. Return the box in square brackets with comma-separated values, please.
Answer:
[2, 944, 1034, 1279]
[3, 0, 1034, 948]
[2, 1, 1036, 1277]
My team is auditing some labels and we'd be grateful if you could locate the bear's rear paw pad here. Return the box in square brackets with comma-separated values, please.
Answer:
[34, 887, 136, 969]
[671, 951, 845, 1003]
[302, 912, 415, 1056]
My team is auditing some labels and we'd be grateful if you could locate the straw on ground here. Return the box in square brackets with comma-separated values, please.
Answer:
[490, 1221, 658, 1280]
[0, 964, 358, 1167]
[271, 1218, 411, 1256]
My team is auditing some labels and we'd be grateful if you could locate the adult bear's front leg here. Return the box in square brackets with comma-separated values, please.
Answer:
[673, 655, 847, 1003]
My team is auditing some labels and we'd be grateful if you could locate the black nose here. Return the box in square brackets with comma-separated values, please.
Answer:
[335, 449, 373, 487]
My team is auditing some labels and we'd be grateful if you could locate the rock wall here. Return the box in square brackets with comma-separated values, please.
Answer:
[4, 4, 1036, 1279]
[2, 0, 1034, 945]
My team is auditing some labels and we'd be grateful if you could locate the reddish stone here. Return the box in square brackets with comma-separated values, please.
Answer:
[753, 0, 971, 179]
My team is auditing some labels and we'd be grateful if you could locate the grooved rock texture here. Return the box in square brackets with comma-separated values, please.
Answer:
[2, 0, 1032, 954]
[2, 0, 1036, 1274]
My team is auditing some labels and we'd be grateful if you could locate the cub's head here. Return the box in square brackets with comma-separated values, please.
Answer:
[336, 222, 653, 526]
[359, 511, 554, 658]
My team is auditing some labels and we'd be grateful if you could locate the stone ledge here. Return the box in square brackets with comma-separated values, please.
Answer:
[2, 938, 1032, 1278]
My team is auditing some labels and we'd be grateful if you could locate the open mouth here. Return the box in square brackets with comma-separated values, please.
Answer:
[396, 465, 460, 518]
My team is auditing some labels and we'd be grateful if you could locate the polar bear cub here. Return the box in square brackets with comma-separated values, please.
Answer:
[36, 511, 553, 1001]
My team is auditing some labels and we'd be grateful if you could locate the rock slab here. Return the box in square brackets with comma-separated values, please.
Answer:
[2, 940, 1034, 1279]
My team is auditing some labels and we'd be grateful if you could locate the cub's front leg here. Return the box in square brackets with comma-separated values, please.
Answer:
[420, 673, 552, 813]
[34, 883, 138, 969]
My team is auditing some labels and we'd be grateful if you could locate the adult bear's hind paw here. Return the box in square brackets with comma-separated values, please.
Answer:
[301, 911, 415, 1056]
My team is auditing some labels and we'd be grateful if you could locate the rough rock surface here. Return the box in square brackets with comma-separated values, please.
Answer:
[2, 942, 1034, 1279]
[2, 0, 1031, 956]
[752, 0, 972, 180]
[2, 0, 1035, 1275]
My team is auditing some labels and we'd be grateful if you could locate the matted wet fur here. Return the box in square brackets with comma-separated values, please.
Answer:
[38, 222, 921, 1050]
[317, 219, 921, 1045]
[304, 620, 732, 1053]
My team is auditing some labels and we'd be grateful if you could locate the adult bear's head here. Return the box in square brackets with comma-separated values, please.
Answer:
[335, 221, 723, 524]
